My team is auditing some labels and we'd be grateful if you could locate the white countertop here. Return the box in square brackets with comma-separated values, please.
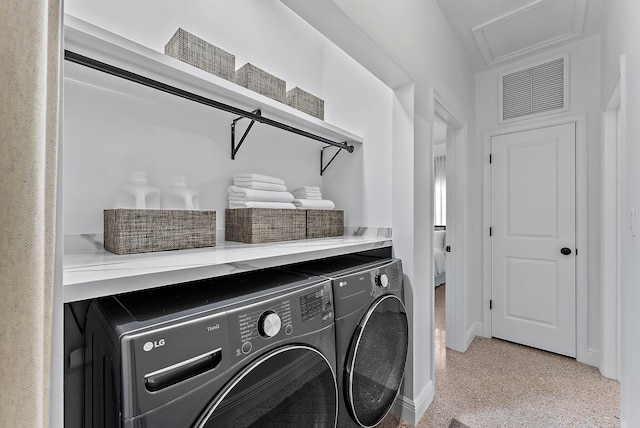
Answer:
[63, 234, 392, 303]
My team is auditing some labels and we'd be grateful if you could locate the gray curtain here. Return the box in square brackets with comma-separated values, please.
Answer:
[0, 1, 61, 426]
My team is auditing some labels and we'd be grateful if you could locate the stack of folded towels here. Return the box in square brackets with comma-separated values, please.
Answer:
[292, 186, 336, 210]
[228, 173, 296, 209]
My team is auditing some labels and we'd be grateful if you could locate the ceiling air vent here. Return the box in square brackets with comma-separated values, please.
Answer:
[499, 54, 569, 123]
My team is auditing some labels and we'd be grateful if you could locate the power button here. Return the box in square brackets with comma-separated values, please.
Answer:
[241, 341, 252, 354]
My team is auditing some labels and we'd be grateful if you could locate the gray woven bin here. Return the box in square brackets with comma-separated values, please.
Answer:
[235, 63, 286, 103]
[104, 209, 216, 255]
[225, 208, 306, 244]
[286, 87, 324, 120]
[306, 210, 344, 239]
[165, 28, 235, 82]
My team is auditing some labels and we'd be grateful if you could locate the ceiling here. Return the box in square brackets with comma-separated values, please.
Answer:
[435, 0, 606, 71]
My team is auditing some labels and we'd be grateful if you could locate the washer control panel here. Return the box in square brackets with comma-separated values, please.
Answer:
[300, 285, 332, 322]
[228, 280, 333, 363]
[258, 311, 282, 338]
[236, 301, 292, 353]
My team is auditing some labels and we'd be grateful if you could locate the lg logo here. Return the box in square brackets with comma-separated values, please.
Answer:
[143, 339, 165, 352]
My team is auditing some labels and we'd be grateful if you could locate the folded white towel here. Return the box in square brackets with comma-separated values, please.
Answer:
[228, 201, 296, 209]
[294, 193, 322, 199]
[228, 186, 294, 202]
[234, 173, 285, 185]
[292, 199, 336, 210]
[293, 186, 321, 193]
[293, 189, 322, 199]
[293, 188, 321, 194]
[233, 181, 287, 192]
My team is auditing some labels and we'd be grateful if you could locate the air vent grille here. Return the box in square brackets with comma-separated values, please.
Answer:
[500, 56, 567, 122]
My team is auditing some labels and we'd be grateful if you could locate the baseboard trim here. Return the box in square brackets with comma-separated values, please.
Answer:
[396, 381, 434, 426]
[586, 348, 600, 368]
[465, 321, 483, 351]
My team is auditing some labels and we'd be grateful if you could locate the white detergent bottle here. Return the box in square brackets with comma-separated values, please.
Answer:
[163, 175, 200, 210]
[115, 171, 160, 209]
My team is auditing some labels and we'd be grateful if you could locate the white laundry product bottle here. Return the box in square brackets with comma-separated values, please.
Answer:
[163, 175, 200, 210]
[114, 171, 160, 209]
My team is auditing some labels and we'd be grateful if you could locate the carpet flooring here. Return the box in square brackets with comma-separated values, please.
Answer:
[377, 284, 620, 427]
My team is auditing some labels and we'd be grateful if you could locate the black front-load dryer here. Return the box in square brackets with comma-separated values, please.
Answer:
[84, 269, 337, 427]
[288, 257, 408, 428]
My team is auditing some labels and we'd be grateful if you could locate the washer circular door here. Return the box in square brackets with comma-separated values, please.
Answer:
[346, 295, 409, 427]
[195, 345, 337, 427]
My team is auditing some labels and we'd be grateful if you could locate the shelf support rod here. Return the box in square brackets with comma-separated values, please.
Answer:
[231, 109, 261, 159]
[320, 146, 344, 176]
[64, 50, 355, 159]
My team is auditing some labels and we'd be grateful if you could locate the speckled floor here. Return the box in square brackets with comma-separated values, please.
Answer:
[379, 284, 620, 428]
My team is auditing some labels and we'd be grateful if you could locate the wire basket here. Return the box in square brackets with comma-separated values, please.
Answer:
[104, 209, 216, 254]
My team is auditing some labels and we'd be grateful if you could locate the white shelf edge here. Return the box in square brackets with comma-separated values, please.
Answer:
[63, 236, 392, 303]
[63, 14, 363, 146]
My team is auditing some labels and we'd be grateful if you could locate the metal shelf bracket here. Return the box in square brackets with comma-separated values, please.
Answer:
[321, 145, 346, 176]
[231, 109, 261, 159]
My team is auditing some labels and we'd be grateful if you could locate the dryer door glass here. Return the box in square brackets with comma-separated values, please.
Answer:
[195, 345, 337, 428]
[346, 295, 408, 427]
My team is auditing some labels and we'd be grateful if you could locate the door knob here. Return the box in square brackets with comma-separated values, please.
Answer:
[560, 247, 572, 255]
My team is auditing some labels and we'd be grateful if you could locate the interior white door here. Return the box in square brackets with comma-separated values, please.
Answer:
[491, 123, 576, 357]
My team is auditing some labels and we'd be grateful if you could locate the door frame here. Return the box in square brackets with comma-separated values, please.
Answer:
[600, 55, 626, 380]
[430, 89, 468, 355]
[482, 112, 589, 364]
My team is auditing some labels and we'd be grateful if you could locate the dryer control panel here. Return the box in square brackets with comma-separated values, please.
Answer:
[331, 259, 403, 319]
[227, 280, 333, 363]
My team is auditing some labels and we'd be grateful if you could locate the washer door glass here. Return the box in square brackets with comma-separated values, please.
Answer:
[347, 295, 409, 427]
[195, 345, 337, 428]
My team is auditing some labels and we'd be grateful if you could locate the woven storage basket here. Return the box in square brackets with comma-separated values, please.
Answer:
[164, 28, 235, 82]
[306, 210, 344, 239]
[235, 63, 286, 103]
[225, 208, 306, 244]
[104, 209, 216, 255]
[286, 87, 324, 120]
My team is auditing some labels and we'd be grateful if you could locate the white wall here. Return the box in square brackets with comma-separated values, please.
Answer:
[475, 35, 603, 364]
[65, 0, 325, 97]
[600, 2, 640, 426]
[284, 0, 477, 423]
[321, 39, 393, 227]
[63, 0, 392, 235]
[63, 80, 322, 234]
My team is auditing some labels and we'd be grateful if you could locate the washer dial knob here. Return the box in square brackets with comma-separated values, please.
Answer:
[258, 311, 282, 338]
[376, 273, 390, 288]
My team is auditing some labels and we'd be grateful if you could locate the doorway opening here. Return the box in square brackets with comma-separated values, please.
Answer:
[431, 94, 466, 361]
[433, 113, 447, 361]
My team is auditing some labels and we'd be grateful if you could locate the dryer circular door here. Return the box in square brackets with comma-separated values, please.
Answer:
[195, 345, 337, 427]
[346, 294, 409, 427]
